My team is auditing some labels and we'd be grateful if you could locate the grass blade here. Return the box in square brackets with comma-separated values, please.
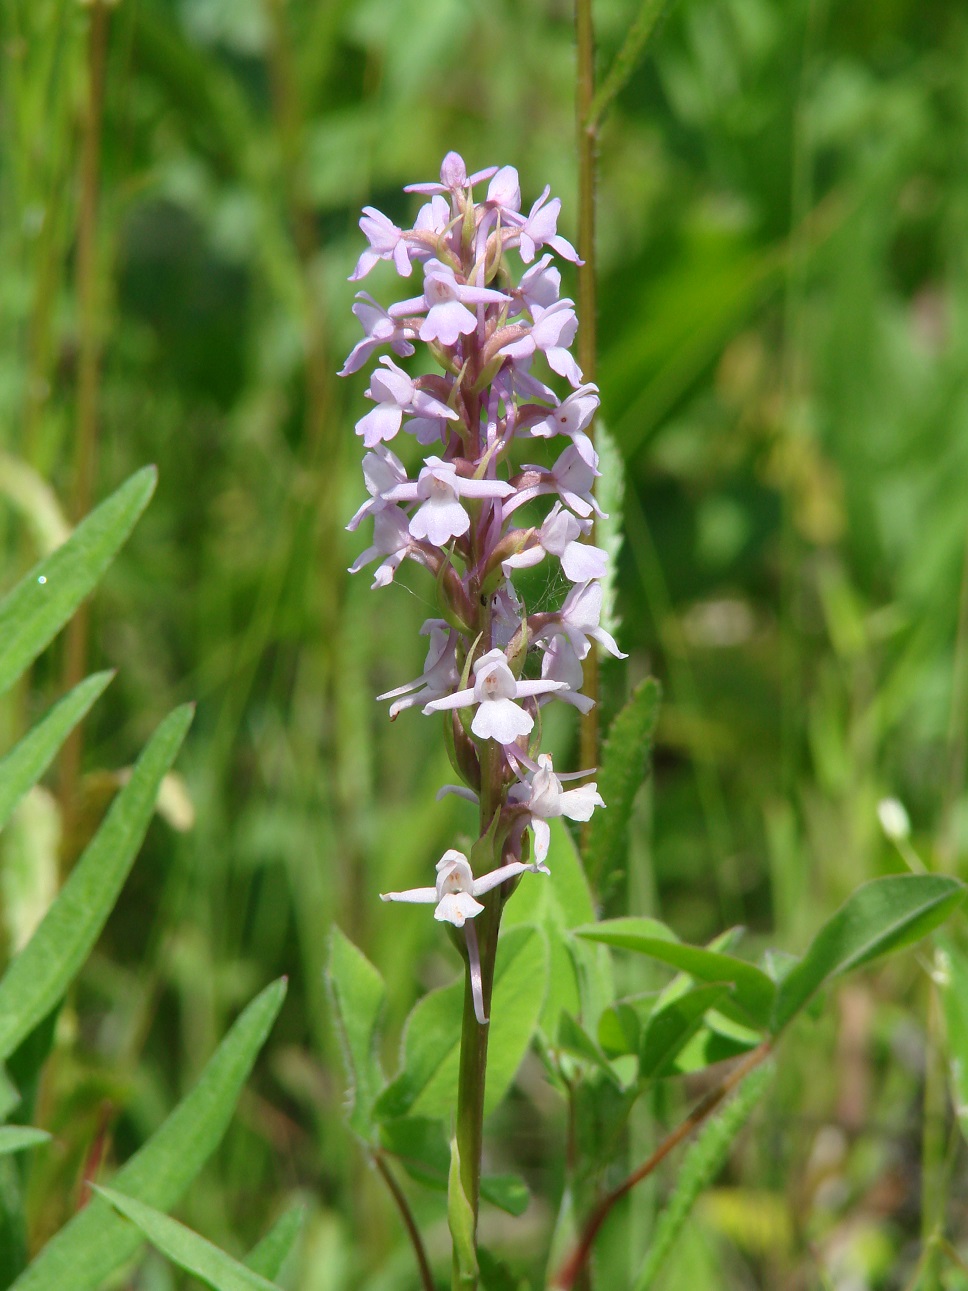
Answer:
[11, 978, 286, 1291]
[0, 671, 114, 832]
[0, 1127, 50, 1157]
[0, 466, 156, 700]
[243, 1206, 304, 1280]
[0, 704, 194, 1063]
[95, 1188, 281, 1291]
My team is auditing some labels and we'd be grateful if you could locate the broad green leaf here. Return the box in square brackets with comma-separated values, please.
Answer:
[586, 678, 661, 888]
[0, 466, 156, 700]
[503, 820, 613, 1034]
[379, 1117, 529, 1215]
[0, 1126, 49, 1157]
[639, 984, 731, 1079]
[244, 1207, 304, 1280]
[0, 704, 194, 1063]
[632, 1063, 775, 1289]
[448, 1138, 478, 1287]
[772, 875, 966, 1034]
[557, 1012, 621, 1085]
[575, 918, 775, 1029]
[11, 978, 286, 1291]
[598, 998, 653, 1058]
[0, 671, 113, 832]
[326, 925, 385, 1140]
[94, 1188, 280, 1291]
[375, 924, 547, 1121]
[671, 1010, 763, 1074]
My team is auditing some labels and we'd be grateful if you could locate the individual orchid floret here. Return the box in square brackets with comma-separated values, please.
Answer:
[539, 634, 595, 714]
[508, 755, 605, 867]
[504, 186, 581, 264]
[356, 356, 458, 448]
[501, 299, 583, 387]
[502, 503, 608, 584]
[381, 847, 540, 1024]
[540, 580, 627, 660]
[506, 440, 603, 521]
[387, 458, 514, 547]
[529, 384, 600, 441]
[381, 848, 533, 924]
[340, 293, 416, 376]
[484, 165, 522, 216]
[377, 619, 459, 719]
[390, 259, 511, 347]
[350, 207, 414, 281]
[346, 444, 409, 532]
[347, 506, 413, 589]
[512, 255, 561, 315]
[424, 647, 567, 743]
[405, 152, 498, 200]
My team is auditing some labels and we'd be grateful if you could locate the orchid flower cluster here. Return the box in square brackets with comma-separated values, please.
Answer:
[341, 152, 623, 1025]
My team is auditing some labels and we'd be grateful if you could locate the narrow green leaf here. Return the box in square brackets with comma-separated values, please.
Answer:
[586, 678, 661, 889]
[0, 1126, 50, 1157]
[575, 918, 775, 1029]
[325, 926, 385, 1140]
[557, 1012, 621, 1084]
[94, 1188, 281, 1291]
[632, 1063, 774, 1289]
[0, 466, 156, 699]
[0, 704, 194, 1063]
[0, 671, 113, 832]
[448, 1138, 478, 1286]
[375, 925, 547, 1121]
[639, 984, 731, 1079]
[772, 875, 965, 1034]
[243, 1207, 304, 1280]
[11, 978, 286, 1291]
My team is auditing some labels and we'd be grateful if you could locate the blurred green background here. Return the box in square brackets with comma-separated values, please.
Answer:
[2, 0, 968, 1285]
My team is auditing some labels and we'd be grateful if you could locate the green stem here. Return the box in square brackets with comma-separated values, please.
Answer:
[575, 0, 600, 790]
[59, 0, 109, 828]
[373, 1151, 436, 1291]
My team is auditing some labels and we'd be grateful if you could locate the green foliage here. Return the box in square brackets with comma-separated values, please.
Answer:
[377, 924, 547, 1122]
[12, 979, 286, 1291]
[243, 1207, 305, 1281]
[575, 918, 775, 1029]
[379, 1117, 530, 1215]
[0, 671, 113, 832]
[632, 1063, 774, 1289]
[938, 935, 968, 1146]
[94, 1187, 282, 1291]
[0, 1128, 49, 1158]
[0, 704, 193, 1071]
[586, 677, 661, 889]
[326, 925, 386, 1141]
[0, 467, 156, 699]
[504, 819, 612, 1034]
[771, 875, 966, 1034]
[638, 982, 732, 1079]
[449, 1137, 479, 1287]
